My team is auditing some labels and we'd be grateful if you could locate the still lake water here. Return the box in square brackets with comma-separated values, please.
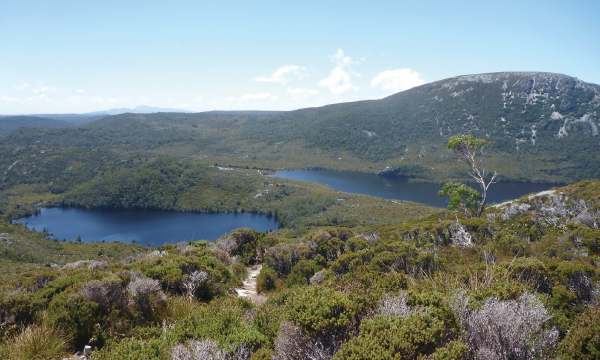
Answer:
[13, 208, 278, 246]
[270, 170, 561, 208]
[14, 170, 560, 245]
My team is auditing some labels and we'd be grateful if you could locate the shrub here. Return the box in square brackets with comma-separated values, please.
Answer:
[214, 228, 266, 265]
[127, 276, 167, 317]
[284, 286, 358, 336]
[309, 269, 327, 285]
[274, 321, 341, 360]
[232, 263, 248, 281]
[317, 236, 345, 262]
[251, 290, 292, 344]
[330, 249, 373, 276]
[249, 348, 274, 360]
[166, 297, 266, 351]
[182, 270, 209, 301]
[345, 237, 369, 252]
[333, 312, 450, 360]
[265, 244, 301, 276]
[376, 291, 411, 317]
[171, 339, 227, 360]
[495, 229, 525, 254]
[47, 293, 104, 349]
[551, 260, 597, 303]
[133, 250, 236, 300]
[286, 260, 321, 287]
[511, 257, 551, 292]
[430, 340, 469, 360]
[79, 278, 126, 312]
[451, 291, 558, 359]
[556, 306, 600, 359]
[256, 267, 278, 293]
[92, 337, 171, 360]
[0, 323, 71, 360]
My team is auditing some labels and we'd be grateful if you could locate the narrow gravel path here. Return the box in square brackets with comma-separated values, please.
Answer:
[235, 264, 267, 305]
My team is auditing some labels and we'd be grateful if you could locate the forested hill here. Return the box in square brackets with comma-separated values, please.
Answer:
[1, 72, 598, 183]
[244, 72, 600, 180]
[0, 116, 73, 134]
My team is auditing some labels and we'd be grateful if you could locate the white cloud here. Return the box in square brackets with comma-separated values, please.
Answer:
[14, 83, 30, 90]
[32, 84, 57, 94]
[319, 49, 360, 94]
[255, 65, 304, 84]
[331, 49, 356, 68]
[76, 89, 83, 93]
[0, 96, 23, 103]
[371, 69, 426, 93]
[319, 67, 359, 94]
[288, 88, 318, 98]
[241, 92, 278, 101]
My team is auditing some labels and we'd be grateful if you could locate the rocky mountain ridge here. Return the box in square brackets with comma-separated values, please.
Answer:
[0, 71, 598, 183]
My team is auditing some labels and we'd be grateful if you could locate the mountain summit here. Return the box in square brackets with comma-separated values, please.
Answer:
[245, 71, 599, 181]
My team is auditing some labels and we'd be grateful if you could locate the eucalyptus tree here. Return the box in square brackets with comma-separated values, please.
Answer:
[439, 135, 498, 218]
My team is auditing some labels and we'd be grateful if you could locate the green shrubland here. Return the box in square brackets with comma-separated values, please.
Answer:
[1, 180, 599, 359]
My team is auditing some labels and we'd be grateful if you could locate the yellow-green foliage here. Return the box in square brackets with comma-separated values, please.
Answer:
[256, 266, 278, 293]
[556, 306, 600, 359]
[91, 337, 170, 360]
[127, 246, 238, 300]
[0, 323, 72, 360]
[334, 291, 460, 360]
[285, 286, 359, 335]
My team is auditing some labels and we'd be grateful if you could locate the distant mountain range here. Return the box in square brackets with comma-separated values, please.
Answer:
[84, 105, 192, 116]
[0, 105, 193, 126]
[0, 107, 284, 129]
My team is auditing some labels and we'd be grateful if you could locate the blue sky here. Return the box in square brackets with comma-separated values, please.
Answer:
[1, 0, 599, 114]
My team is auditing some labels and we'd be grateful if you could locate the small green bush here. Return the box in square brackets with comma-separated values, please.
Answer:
[345, 237, 369, 252]
[286, 259, 322, 287]
[285, 286, 358, 336]
[250, 347, 275, 360]
[232, 262, 248, 281]
[333, 312, 449, 360]
[256, 266, 278, 293]
[556, 306, 600, 359]
[92, 337, 170, 360]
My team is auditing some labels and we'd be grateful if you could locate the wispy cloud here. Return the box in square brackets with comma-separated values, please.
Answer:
[288, 88, 318, 98]
[319, 49, 359, 94]
[242, 92, 278, 101]
[371, 69, 425, 93]
[0, 96, 23, 103]
[330, 49, 357, 68]
[32, 84, 57, 94]
[256, 65, 304, 84]
[76, 89, 83, 93]
[14, 83, 30, 90]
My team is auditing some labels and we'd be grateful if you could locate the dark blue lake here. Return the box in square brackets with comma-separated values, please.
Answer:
[270, 170, 561, 208]
[13, 208, 278, 246]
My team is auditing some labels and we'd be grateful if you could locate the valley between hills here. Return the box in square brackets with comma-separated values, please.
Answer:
[0, 72, 599, 359]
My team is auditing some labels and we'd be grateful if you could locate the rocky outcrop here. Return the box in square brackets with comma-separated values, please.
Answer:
[491, 187, 599, 230]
